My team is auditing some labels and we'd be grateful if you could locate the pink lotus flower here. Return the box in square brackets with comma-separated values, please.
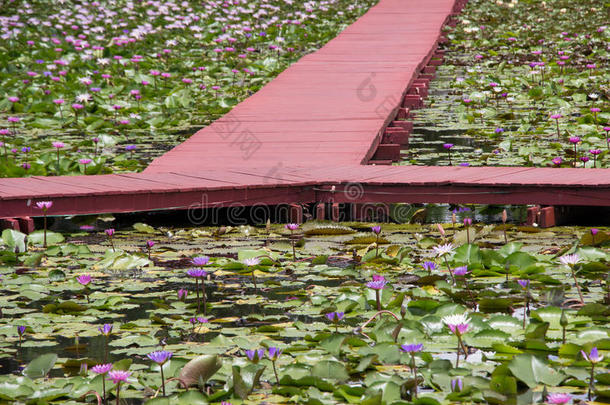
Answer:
[76, 274, 92, 286]
[107, 370, 131, 384]
[91, 363, 112, 374]
[546, 393, 571, 404]
[36, 201, 53, 211]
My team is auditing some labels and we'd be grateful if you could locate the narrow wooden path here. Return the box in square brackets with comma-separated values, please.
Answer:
[1, 0, 609, 222]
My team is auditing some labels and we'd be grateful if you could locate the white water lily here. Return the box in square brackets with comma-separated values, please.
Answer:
[442, 313, 470, 327]
[243, 257, 261, 266]
[559, 254, 580, 266]
[75, 93, 91, 103]
[433, 243, 454, 257]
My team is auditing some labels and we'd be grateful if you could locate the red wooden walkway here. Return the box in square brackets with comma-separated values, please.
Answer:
[1, 0, 609, 221]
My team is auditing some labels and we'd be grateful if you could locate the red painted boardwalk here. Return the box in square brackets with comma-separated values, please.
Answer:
[2, 166, 609, 218]
[1, 0, 609, 221]
[145, 0, 457, 172]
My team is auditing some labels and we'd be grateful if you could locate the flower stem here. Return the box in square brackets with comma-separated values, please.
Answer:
[272, 361, 280, 385]
[102, 377, 106, 405]
[251, 270, 257, 290]
[588, 363, 595, 400]
[375, 290, 381, 311]
[443, 255, 455, 284]
[455, 338, 460, 368]
[410, 353, 417, 377]
[43, 213, 47, 248]
[115, 383, 120, 405]
[291, 235, 296, 262]
[201, 280, 206, 316]
[570, 266, 584, 304]
[375, 235, 379, 258]
[460, 337, 468, 360]
[195, 279, 200, 314]
[523, 294, 528, 329]
[104, 336, 109, 363]
[160, 365, 166, 397]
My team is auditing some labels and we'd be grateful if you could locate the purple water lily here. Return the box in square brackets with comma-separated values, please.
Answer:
[401, 343, 423, 378]
[268, 347, 283, 385]
[192, 256, 209, 267]
[245, 348, 265, 363]
[148, 350, 173, 396]
[400, 343, 423, 353]
[422, 261, 437, 274]
[367, 275, 388, 311]
[98, 323, 113, 362]
[147, 350, 173, 365]
[187, 268, 208, 315]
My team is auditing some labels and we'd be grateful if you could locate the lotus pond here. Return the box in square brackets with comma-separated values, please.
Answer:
[402, 0, 609, 168]
[0, 215, 609, 404]
[0, 0, 377, 177]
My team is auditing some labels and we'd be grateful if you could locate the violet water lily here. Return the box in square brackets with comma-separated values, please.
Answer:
[105, 228, 115, 252]
[326, 311, 345, 332]
[422, 261, 437, 275]
[581, 347, 603, 399]
[17, 325, 26, 345]
[568, 137, 580, 167]
[187, 268, 208, 315]
[98, 324, 113, 362]
[400, 343, 423, 377]
[145, 240, 154, 259]
[371, 225, 381, 257]
[245, 348, 265, 363]
[590, 228, 598, 245]
[366, 275, 388, 311]
[192, 256, 210, 267]
[76, 274, 92, 303]
[451, 378, 463, 393]
[177, 289, 188, 301]
[147, 350, 173, 396]
[268, 347, 283, 384]
[455, 266, 475, 307]
[443, 143, 454, 165]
